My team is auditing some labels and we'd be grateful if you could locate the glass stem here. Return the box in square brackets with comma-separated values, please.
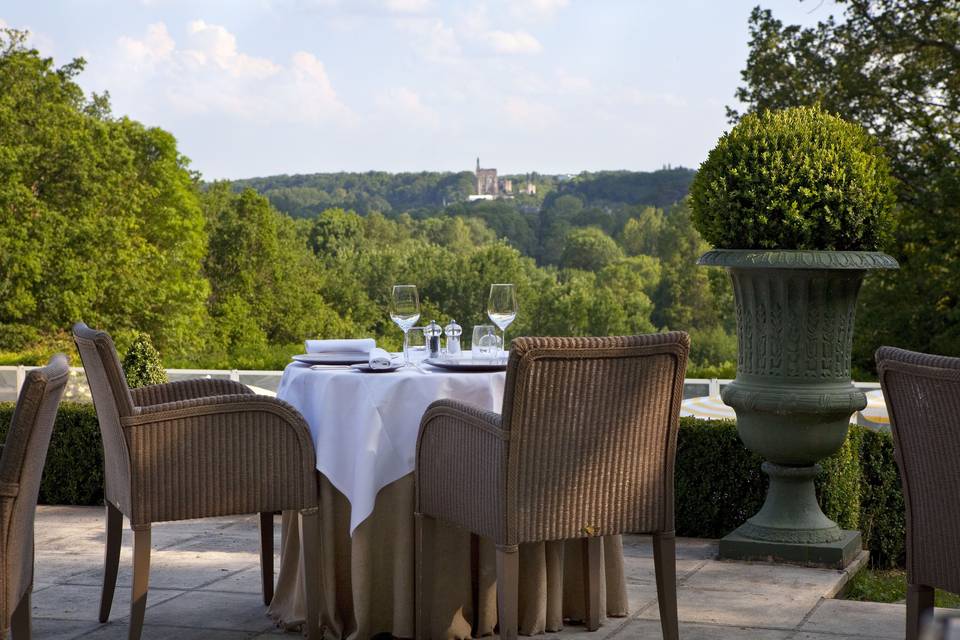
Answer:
[403, 329, 410, 365]
[502, 328, 507, 357]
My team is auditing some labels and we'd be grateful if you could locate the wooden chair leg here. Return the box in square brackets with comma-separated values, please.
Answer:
[653, 531, 679, 640]
[299, 509, 322, 640]
[415, 513, 435, 640]
[100, 501, 123, 623]
[582, 537, 602, 631]
[128, 526, 151, 640]
[496, 545, 519, 640]
[11, 588, 31, 639]
[906, 583, 934, 640]
[259, 512, 274, 606]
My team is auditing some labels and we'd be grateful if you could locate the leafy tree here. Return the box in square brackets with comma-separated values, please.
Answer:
[622, 207, 665, 257]
[202, 186, 349, 365]
[561, 227, 624, 272]
[0, 29, 208, 354]
[309, 207, 365, 260]
[730, 0, 960, 368]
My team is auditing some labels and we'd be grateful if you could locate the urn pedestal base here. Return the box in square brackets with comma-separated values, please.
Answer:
[719, 528, 863, 570]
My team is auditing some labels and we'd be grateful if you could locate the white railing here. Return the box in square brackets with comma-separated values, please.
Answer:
[0, 366, 882, 401]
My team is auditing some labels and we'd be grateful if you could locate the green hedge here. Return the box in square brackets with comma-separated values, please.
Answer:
[676, 417, 904, 568]
[0, 403, 906, 567]
[0, 402, 104, 505]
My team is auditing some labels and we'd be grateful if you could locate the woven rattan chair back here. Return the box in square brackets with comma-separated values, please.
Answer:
[72, 323, 136, 516]
[877, 348, 960, 593]
[501, 333, 688, 545]
[0, 355, 69, 638]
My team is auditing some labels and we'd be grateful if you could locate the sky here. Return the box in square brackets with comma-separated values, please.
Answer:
[1, 0, 840, 180]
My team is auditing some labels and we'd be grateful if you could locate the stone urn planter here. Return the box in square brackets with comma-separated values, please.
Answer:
[688, 107, 900, 567]
[698, 249, 898, 564]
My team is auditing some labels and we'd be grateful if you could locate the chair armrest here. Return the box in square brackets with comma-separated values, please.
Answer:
[416, 399, 509, 542]
[131, 378, 254, 407]
[118, 395, 318, 523]
[123, 394, 301, 426]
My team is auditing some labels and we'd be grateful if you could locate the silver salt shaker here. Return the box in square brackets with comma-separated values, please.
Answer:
[444, 320, 462, 356]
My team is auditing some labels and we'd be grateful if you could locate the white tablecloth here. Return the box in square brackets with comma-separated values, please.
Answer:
[277, 361, 506, 533]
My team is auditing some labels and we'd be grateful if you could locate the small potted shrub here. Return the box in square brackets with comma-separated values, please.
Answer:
[122, 332, 169, 389]
[691, 106, 898, 565]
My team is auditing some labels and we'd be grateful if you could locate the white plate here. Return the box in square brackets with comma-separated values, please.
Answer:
[423, 357, 507, 372]
[292, 353, 369, 365]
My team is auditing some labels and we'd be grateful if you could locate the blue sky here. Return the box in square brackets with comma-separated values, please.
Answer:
[2, 0, 839, 179]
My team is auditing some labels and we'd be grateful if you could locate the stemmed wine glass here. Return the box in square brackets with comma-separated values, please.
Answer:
[390, 285, 421, 365]
[487, 284, 517, 357]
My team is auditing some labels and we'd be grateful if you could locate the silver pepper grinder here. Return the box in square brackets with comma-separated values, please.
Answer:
[444, 320, 462, 356]
[425, 320, 443, 359]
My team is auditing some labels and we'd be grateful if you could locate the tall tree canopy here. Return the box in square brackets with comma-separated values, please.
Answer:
[730, 0, 960, 369]
[0, 29, 208, 352]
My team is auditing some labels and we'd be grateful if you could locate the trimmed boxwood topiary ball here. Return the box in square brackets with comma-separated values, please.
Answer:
[690, 106, 896, 250]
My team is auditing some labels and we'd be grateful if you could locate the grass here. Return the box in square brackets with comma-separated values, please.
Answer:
[846, 568, 960, 608]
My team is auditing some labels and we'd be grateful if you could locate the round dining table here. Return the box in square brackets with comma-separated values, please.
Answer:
[267, 357, 629, 639]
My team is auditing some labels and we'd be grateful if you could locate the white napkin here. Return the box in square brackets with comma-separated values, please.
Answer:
[368, 348, 395, 370]
[305, 338, 376, 354]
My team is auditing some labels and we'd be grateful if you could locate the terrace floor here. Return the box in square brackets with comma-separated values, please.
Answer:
[31, 506, 908, 640]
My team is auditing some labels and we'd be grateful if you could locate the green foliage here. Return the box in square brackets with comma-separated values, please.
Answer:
[690, 106, 896, 250]
[675, 418, 903, 567]
[0, 323, 39, 351]
[0, 28, 737, 371]
[561, 227, 624, 271]
[548, 168, 696, 209]
[858, 427, 905, 568]
[731, 1, 960, 373]
[0, 30, 209, 354]
[845, 569, 960, 607]
[0, 401, 104, 505]
[675, 418, 766, 537]
[121, 333, 168, 388]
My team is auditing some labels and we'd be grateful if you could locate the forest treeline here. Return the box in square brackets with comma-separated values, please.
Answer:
[0, 30, 731, 373]
[3, 0, 958, 379]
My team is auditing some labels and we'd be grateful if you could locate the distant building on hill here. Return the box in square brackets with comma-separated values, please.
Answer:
[475, 158, 498, 196]
[523, 175, 537, 195]
[470, 158, 517, 200]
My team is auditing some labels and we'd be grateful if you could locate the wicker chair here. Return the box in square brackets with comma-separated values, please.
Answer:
[877, 346, 960, 640]
[415, 333, 689, 640]
[0, 355, 69, 640]
[72, 323, 322, 640]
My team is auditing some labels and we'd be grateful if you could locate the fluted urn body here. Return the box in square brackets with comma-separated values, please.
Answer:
[698, 249, 898, 544]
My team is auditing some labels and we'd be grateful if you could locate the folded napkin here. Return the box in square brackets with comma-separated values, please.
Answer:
[368, 348, 395, 370]
[305, 338, 376, 354]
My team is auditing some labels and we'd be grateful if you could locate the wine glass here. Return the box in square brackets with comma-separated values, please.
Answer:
[390, 285, 421, 365]
[487, 284, 517, 357]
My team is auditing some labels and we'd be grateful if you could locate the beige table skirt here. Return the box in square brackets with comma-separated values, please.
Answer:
[268, 474, 628, 639]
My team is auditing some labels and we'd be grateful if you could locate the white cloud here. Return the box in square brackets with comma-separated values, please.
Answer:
[503, 96, 559, 129]
[376, 86, 437, 122]
[625, 89, 688, 108]
[484, 30, 542, 55]
[185, 20, 280, 78]
[0, 18, 7, 29]
[555, 68, 591, 93]
[107, 21, 350, 124]
[395, 17, 461, 63]
[117, 22, 174, 66]
[383, 0, 430, 13]
[510, 0, 569, 21]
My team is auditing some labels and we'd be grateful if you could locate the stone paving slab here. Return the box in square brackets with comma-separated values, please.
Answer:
[27, 506, 916, 639]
